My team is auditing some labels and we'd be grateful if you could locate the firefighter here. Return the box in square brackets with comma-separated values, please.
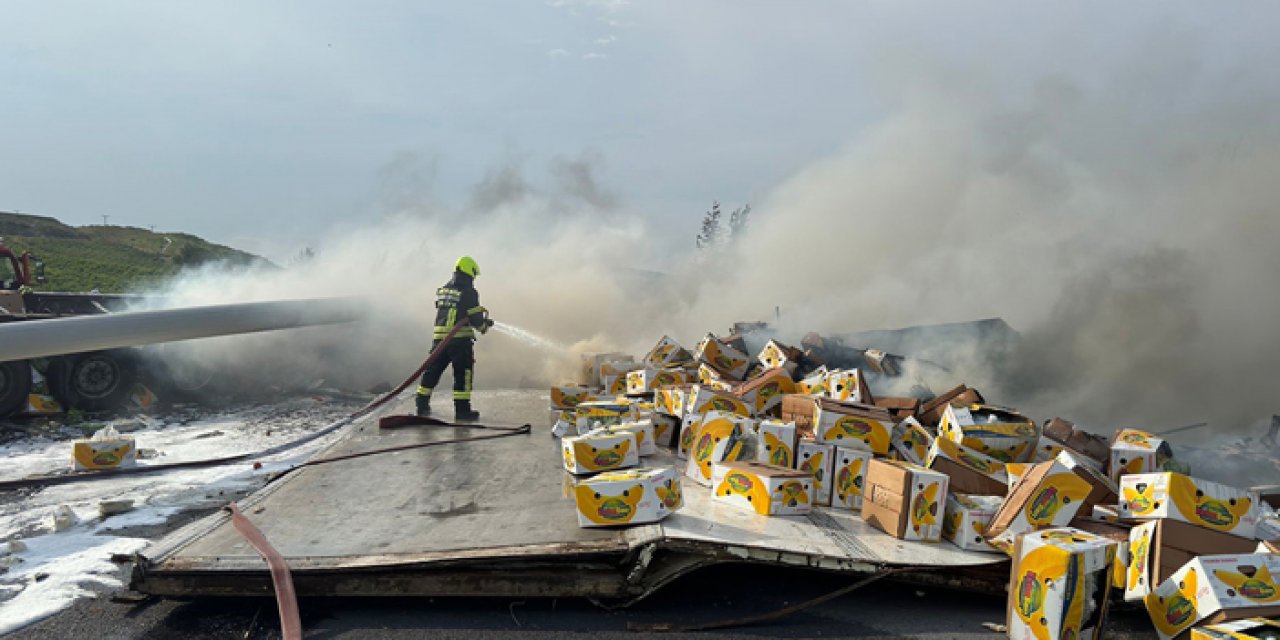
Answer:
[416, 256, 493, 421]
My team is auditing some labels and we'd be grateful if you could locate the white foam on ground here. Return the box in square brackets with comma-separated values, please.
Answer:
[0, 397, 356, 634]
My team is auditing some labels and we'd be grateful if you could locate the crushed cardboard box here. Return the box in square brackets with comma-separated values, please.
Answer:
[939, 404, 1040, 463]
[943, 494, 1004, 553]
[1125, 518, 1260, 603]
[1145, 553, 1280, 640]
[987, 458, 1113, 552]
[1190, 617, 1280, 640]
[918, 384, 985, 427]
[926, 436, 1009, 496]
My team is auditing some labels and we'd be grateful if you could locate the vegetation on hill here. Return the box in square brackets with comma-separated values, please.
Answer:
[0, 212, 271, 293]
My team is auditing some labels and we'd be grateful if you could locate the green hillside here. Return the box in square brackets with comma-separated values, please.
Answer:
[0, 212, 272, 293]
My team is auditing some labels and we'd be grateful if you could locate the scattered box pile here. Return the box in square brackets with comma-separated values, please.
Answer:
[549, 331, 1280, 640]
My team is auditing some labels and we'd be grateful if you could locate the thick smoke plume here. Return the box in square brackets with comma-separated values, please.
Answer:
[147, 35, 1279, 462]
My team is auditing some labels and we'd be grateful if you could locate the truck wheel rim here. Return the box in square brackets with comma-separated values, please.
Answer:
[76, 359, 119, 399]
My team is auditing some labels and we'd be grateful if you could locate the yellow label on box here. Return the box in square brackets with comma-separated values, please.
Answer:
[1120, 472, 1259, 538]
[72, 438, 136, 471]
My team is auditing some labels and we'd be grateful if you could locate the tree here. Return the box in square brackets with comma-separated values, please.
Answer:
[696, 201, 722, 250]
[728, 204, 751, 241]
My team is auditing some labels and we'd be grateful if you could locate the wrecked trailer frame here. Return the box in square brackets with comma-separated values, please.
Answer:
[131, 391, 1006, 605]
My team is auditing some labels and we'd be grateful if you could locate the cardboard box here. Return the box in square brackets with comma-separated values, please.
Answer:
[581, 352, 632, 386]
[813, 399, 893, 454]
[572, 466, 682, 527]
[598, 359, 643, 389]
[1125, 519, 1260, 602]
[735, 368, 797, 416]
[695, 334, 751, 381]
[758, 339, 803, 375]
[686, 385, 750, 417]
[926, 436, 1009, 496]
[1008, 527, 1118, 640]
[592, 420, 657, 456]
[650, 413, 678, 448]
[944, 494, 1004, 553]
[654, 385, 692, 417]
[939, 404, 1040, 463]
[831, 447, 874, 511]
[1110, 428, 1175, 484]
[711, 461, 813, 516]
[1034, 434, 1065, 462]
[626, 367, 694, 396]
[643, 335, 692, 367]
[988, 459, 1113, 551]
[918, 384, 985, 426]
[23, 393, 63, 416]
[1191, 618, 1280, 640]
[781, 394, 819, 437]
[861, 458, 950, 542]
[550, 385, 600, 410]
[1145, 554, 1280, 640]
[875, 396, 921, 422]
[562, 431, 639, 475]
[1006, 462, 1031, 492]
[574, 401, 638, 433]
[891, 416, 934, 466]
[601, 373, 629, 396]
[551, 410, 577, 438]
[798, 441, 836, 507]
[71, 437, 136, 471]
[756, 419, 798, 468]
[1057, 449, 1120, 505]
[684, 412, 753, 486]
[796, 368, 830, 396]
[826, 369, 871, 403]
[1120, 472, 1261, 540]
[696, 362, 735, 391]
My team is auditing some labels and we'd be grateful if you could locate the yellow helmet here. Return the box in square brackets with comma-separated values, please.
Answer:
[455, 255, 480, 278]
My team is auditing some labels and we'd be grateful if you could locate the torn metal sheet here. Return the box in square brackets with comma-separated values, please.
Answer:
[132, 390, 1003, 602]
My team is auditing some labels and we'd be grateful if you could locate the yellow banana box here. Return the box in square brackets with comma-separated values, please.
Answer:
[1006, 462, 1032, 492]
[550, 385, 600, 410]
[643, 335, 693, 367]
[798, 441, 836, 507]
[626, 368, 695, 396]
[683, 412, 753, 486]
[1008, 527, 1118, 640]
[581, 352, 632, 386]
[572, 466, 682, 527]
[735, 368, 796, 417]
[926, 436, 1010, 496]
[943, 493, 1005, 553]
[695, 334, 751, 381]
[711, 460, 813, 516]
[592, 420, 657, 456]
[831, 447, 873, 511]
[561, 431, 639, 475]
[861, 458, 949, 542]
[72, 437, 137, 471]
[598, 359, 643, 388]
[550, 410, 577, 437]
[1035, 434, 1065, 462]
[796, 367, 830, 396]
[574, 401, 639, 433]
[23, 393, 63, 416]
[988, 459, 1111, 552]
[1124, 519, 1259, 603]
[939, 404, 1040, 463]
[654, 385, 692, 417]
[826, 369, 868, 403]
[650, 413, 678, 448]
[686, 385, 751, 417]
[1191, 618, 1280, 640]
[1110, 428, 1174, 484]
[696, 363, 737, 391]
[891, 416, 934, 466]
[755, 420, 798, 468]
[601, 373, 630, 396]
[757, 339, 801, 375]
[813, 399, 893, 455]
[1145, 554, 1280, 640]
[1119, 472, 1260, 540]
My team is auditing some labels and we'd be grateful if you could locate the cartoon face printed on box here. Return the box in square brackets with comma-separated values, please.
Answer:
[684, 413, 751, 486]
[1011, 528, 1116, 640]
[562, 431, 638, 475]
[550, 385, 597, 409]
[1119, 472, 1258, 538]
[757, 340, 799, 374]
[756, 420, 797, 468]
[1125, 522, 1156, 601]
[1110, 428, 1173, 484]
[593, 420, 656, 456]
[695, 334, 751, 380]
[711, 461, 813, 516]
[687, 386, 750, 417]
[572, 466, 681, 527]
[1146, 566, 1202, 640]
[939, 404, 1039, 463]
[1034, 435, 1064, 463]
[1146, 554, 1280, 640]
[575, 401, 637, 433]
[797, 368, 829, 396]
[826, 369, 864, 402]
[738, 370, 796, 416]
[909, 480, 943, 541]
[798, 441, 836, 507]
[72, 439, 136, 470]
[928, 436, 1009, 483]
[815, 408, 891, 454]
[832, 447, 872, 511]
[650, 413, 678, 448]
[644, 335, 692, 367]
[654, 387, 689, 417]
[891, 417, 933, 466]
[943, 494, 1003, 553]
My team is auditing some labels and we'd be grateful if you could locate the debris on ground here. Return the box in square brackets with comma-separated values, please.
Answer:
[549, 326, 1280, 640]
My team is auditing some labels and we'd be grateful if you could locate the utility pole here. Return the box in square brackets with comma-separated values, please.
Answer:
[149, 225, 155, 232]
[101, 214, 110, 226]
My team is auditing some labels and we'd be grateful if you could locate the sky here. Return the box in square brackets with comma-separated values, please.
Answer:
[2, 1, 1269, 262]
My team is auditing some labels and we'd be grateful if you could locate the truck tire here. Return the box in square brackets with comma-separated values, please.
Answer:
[0, 361, 32, 417]
[63, 351, 134, 412]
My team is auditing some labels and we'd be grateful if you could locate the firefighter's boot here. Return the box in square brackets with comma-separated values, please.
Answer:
[415, 395, 431, 417]
[454, 400, 480, 423]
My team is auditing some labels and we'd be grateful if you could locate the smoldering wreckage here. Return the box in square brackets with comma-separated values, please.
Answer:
[5, 310, 1280, 640]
